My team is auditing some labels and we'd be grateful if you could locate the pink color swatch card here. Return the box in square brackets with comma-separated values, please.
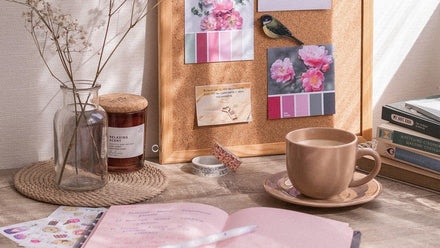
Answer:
[258, 0, 331, 12]
[185, 0, 254, 64]
[267, 45, 335, 119]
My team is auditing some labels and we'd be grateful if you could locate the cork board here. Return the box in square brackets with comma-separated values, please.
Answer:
[158, 0, 373, 164]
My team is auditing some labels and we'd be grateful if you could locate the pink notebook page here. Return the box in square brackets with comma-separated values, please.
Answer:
[82, 203, 228, 248]
[219, 207, 353, 248]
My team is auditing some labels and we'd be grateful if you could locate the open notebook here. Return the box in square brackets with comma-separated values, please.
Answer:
[82, 202, 356, 248]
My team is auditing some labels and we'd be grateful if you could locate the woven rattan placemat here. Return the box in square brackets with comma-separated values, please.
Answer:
[14, 160, 168, 207]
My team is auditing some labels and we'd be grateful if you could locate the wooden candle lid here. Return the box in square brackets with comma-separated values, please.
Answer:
[100, 93, 148, 113]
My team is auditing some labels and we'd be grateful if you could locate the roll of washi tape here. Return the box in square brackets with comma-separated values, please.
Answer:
[212, 142, 242, 171]
[191, 156, 230, 177]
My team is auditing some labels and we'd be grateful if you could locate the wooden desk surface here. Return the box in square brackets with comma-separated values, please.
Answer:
[1, 155, 439, 247]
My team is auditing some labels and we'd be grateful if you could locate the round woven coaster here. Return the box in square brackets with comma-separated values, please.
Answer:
[14, 160, 168, 207]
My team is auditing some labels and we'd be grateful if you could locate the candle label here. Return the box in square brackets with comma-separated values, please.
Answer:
[108, 124, 144, 158]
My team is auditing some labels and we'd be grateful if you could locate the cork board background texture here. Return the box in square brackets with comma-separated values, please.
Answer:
[159, 0, 364, 164]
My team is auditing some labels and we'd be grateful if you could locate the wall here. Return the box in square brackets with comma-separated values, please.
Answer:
[0, 0, 439, 169]
[373, 0, 440, 136]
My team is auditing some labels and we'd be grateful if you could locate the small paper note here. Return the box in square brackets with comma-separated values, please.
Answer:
[196, 83, 252, 126]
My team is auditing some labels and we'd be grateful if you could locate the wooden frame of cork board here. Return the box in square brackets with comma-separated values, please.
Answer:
[158, 0, 373, 164]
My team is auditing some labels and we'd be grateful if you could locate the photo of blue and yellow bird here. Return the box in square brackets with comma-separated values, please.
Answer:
[259, 14, 304, 45]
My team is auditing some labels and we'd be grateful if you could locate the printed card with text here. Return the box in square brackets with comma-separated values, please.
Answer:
[185, 0, 254, 64]
[258, 0, 331, 12]
[267, 45, 335, 119]
[196, 83, 252, 126]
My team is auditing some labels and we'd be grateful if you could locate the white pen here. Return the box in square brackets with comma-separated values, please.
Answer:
[159, 224, 257, 248]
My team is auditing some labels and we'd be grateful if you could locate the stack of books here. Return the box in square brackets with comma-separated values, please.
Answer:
[357, 95, 440, 192]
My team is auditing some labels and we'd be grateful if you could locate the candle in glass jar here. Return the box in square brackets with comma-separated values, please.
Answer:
[99, 93, 148, 172]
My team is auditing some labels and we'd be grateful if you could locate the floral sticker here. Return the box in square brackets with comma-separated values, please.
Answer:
[0, 206, 106, 248]
[185, 0, 254, 63]
[267, 45, 335, 119]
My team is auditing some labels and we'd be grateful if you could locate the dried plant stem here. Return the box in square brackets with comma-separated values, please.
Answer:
[57, 90, 87, 185]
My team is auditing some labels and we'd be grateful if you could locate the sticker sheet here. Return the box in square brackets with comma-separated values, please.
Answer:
[1, 206, 106, 248]
[258, 0, 331, 12]
[185, 0, 254, 64]
[196, 82, 252, 126]
[267, 45, 335, 119]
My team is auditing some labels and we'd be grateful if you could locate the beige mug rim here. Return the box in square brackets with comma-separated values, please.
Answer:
[285, 127, 357, 148]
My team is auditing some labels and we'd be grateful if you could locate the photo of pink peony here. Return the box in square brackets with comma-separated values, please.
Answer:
[301, 68, 325, 92]
[267, 44, 335, 119]
[270, 58, 295, 84]
[267, 44, 334, 95]
[298, 45, 333, 70]
[321, 62, 330, 72]
[193, 0, 244, 31]
[212, 0, 234, 15]
[222, 10, 243, 30]
[200, 14, 222, 31]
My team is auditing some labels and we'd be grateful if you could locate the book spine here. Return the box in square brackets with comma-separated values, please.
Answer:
[381, 106, 440, 139]
[356, 157, 440, 193]
[377, 127, 440, 156]
[375, 140, 440, 174]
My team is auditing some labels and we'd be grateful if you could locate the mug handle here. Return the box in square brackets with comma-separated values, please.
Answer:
[349, 147, 382, 187]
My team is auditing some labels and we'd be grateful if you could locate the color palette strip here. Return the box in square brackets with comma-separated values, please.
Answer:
[185, 30, 253, 64]
[268, 91, 335, 119]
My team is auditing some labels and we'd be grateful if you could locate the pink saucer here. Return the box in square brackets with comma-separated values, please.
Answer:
[264, 171, 382, 208]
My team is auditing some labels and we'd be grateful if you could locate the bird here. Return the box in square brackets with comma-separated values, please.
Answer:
[259, 14, 304, 45]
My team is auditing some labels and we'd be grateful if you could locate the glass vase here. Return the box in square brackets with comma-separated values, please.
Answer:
[53, 81, 108, 191]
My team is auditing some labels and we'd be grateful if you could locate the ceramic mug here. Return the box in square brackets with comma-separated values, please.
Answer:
[285, 127, 381, 199]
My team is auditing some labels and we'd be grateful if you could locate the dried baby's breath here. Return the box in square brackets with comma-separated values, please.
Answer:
[5, 0, 162, 87]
